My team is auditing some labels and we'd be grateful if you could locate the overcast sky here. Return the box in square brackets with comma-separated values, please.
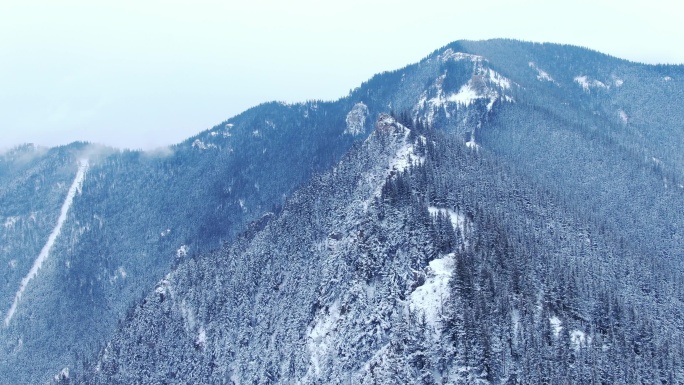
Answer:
[2, 0, 682, 151]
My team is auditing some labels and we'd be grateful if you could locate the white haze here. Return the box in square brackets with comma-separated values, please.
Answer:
[1, 0, 681, 150]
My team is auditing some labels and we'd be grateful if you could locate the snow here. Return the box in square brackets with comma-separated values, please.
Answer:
[344, 102, 369, 135]
[570, 329, 591, 350]
[528, 62, 556, 83]
[196, 326, 207, 348]
[618, 109, 629, 123]
[416, 65, 514, 126]
[428, 207, 467, 238]
[409, 254, 455, 332]
[487, 68, 512, 89]
[109, 265, 128, 284]
[192, 139, 216, 150]
[664, 76, 672, 82]
[613, 77, 624, 87]
[549, 316, 563, 338]
[439, 48, 485, 63]
[447, 84, 480, 107]
[222, 124, 233, 137]
[161, 228, 171, 237]
[390, 140, 423, 173]
[177, 245, 189, 259]
[365, 118, 422, 209]
[54, 367, 69, 381]
[377, 114, 396, 127]
[155, 278, 171, 295]
[4, 159, 89, 327]
[574, 76, 590, 91]
[511, 309, 521, 343]
[574, 75, 608, 92]
[305, 300, 342, 377]
[465, 133, 480, 151]
[3, 216, 19, 229]
[445, 69, 511, 108]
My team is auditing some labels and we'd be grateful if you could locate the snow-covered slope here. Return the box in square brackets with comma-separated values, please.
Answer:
[2, 39, 684, 384]
[4, 159, 88, 326]
[76, 109, 684, 384]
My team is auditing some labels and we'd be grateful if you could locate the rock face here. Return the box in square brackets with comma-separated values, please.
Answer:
[345, 102, 370, 136]
[2, 39, 684, 384]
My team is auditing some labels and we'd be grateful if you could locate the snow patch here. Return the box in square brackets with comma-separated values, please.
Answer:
[192, 139, 216, 150]
[613, 77, 624, 87]
[528, 62, 556, 83]
[155, 278, 171, 295]
[549, 316, 563, 338]
[465, 139, 480, 150]
[574, 75, 609, 92]
[487, 68, 512, 89]
[445, 69, 511, 107]
[196, 326, 207, 349]
[409, 254, 455, 332]
[344, 102, 369, 135]
[54, 367, 70, 381]
[570, 329, 591, 350]
[161, 228, 171, 237]
[366, 117, 423, 209]
[8, 260, 17, 269]
[511, 309, 521, 344]
[439, 48, 484, 63]
[447, 84, 480, 107]
[618, 109, 629, 124]
[389, 135, 424, 173]
[428, 207, 467, 238]
[416, 63, 515, 126]
[177, 245, 189, 259]
[305, 300, 342, 378]
[4, 159, 89, 327]
[3, 216, 19, 229]
[664, 76, 672, 82]
[465, 128, 481, 150]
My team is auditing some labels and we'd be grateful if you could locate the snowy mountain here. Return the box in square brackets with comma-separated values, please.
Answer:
[1, 39, 683, 384]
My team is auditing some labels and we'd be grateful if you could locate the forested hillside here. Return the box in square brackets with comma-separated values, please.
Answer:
[77, 114, 684, 384]
[1, 39, 683, 383]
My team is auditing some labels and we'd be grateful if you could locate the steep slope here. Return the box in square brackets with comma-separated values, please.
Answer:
[2, 39, 684, 383]
[0, 102, 372, 383]
[77, 115, 684, 384]
[0, 40, 519, 384]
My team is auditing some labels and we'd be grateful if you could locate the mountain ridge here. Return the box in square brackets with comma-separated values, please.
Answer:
[1, 39, 683, 383]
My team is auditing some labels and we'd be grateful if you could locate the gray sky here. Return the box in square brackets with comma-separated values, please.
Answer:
[2, 0, 682, 151]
